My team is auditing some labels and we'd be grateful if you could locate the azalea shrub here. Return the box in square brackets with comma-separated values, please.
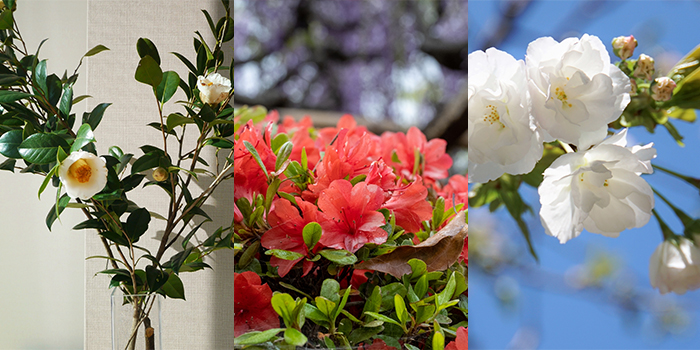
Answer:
[233, 109, 468, 349]
[0, 0, 235, 347]
[468, 34, 700, 294]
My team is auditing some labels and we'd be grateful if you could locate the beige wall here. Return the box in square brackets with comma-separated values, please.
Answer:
[0, 1, 234, 349]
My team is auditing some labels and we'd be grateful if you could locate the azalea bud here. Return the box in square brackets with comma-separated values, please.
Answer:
[633, 54, 655, 80]
[649, 237, 700, 294]
[612, 35, 637, 60]
[152, 167, 168, 182]
[651, 77, 676, 102]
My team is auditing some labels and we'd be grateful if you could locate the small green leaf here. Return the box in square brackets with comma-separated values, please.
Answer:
[275, 141, 293, 171]
[70, 123, 95, 153]
[82, 103, 112, 130]
[145, 265, 168, 293]
[284, 328, 307, 346]
[155, 70, 180, 104]
[363, 312, 402, 327]
[234, 328, 283, 346]
[136, 38, 161, 65]
[243, 140, 268, 179]
[46, 194, 70, 231]
[34, 60, 48, 94]
[319, 249, 357, 265]
[320, 279, 340, 303]
[83, 44, 109, 58]
[0, 8, 13, 30]
[38, 164, 58, 199]
[437, 272, 457, 308]
[59, 84, 73, 117]
[0, 129, 22, 159]
[135, 55, 163, 87]
[265, 249, 304, 261]
[166, 113, 193, 131]
[125, 208, 151, 243]
[302, 222, 322, 251]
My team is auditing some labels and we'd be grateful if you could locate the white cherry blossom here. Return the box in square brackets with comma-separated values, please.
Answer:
[649, 237, 700, 295]
[468, 48, 543, 184]
[526, 34, 631, 149]
[539, 129, 655, 243]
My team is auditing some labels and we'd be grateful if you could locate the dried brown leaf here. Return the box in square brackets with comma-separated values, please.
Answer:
[355, 210, 467, 278]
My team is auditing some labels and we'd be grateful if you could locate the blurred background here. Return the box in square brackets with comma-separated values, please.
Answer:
[470, 1, 700, 349]
[233, 0, 469, 175]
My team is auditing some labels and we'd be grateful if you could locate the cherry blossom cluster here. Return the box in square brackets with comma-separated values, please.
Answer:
[468, 34, 656, 244]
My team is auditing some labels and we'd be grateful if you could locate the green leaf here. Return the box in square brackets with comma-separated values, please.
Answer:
[319, 249, 357, 265]
[160, 273, 185, 300]
[284, 328, 307, 346]
[38, 164, 58, 199]
[83, 102, 112, 130]
[0, 8, 13, 31]
[131, 152, 162, 174]
[433, 321, 445, 350]
[146, 265, 168, 293]
[171, 52, 197, 75]
[46, 194, 70, 231]
[321, 279, 341, 303]
[415, 304, 435, 325]
[70, 123, 95, 153]
[166, 113, 193, 131]
[34, 60, 47, 95]
[72, 219, 104, 230]
[275, 141, 293, 171]
[0, 90, 32, 103]
[199, 103, 216, 122]
[302, 222, 322, 251]
[437, 272, 456, 308]
[0, 158, 15, 172]
[362, 286, 382, 319]
[0, 129, 22, 159]
[234, 328, 283, 346]
[394, 294, 409, 326]
[135, 55, 163, 87]
[18, 133, 69, 165]
[59, 84, 73, 117]
[125, 207, 150, 243]
[363, 312, 402, 327]
[303, 303, 329, 324]
[265, 249, 304, 261]
[136, 38, 161, 65]
[243, 140, 268, 179]
[83, 44, 109, 58]
[155, 70, 180, 104]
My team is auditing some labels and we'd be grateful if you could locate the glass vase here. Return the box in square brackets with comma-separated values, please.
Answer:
[111, 288, 162, 350]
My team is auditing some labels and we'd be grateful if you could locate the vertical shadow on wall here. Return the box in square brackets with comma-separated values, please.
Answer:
[210, 4, 235, 345]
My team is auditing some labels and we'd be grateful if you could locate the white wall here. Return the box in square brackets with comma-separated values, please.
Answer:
[0, 1, 87, 349]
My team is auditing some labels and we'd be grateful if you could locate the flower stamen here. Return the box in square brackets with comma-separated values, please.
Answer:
[68, 158, 92, 183]
[483, 104, 505, 128]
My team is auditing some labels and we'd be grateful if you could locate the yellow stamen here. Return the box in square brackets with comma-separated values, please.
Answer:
[482, 104, 505, 129]
[69, 158, 92, 183]
[555, 87, 573, 108]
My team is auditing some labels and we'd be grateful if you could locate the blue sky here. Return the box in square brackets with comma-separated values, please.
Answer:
[469, 1, 700, 349]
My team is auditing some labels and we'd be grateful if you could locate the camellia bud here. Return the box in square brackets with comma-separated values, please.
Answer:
[633, 54, 655, 80]
[152, 167, 168, 182]
[651, 77, 676, 102]
[611, 35, 637, 60]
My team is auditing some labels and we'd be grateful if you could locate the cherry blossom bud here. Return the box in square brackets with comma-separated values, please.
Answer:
[612, 35, 637, 60]
[651, 77, 676, 102]
[152, 167, 168, 182]
[649, 237, 700, 294]
[633, 54, 655, 80]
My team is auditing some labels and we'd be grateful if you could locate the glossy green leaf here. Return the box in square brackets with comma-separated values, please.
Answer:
[125, 207, 150, 243]
[166, 113, 193, 131]
[59, 84, 73, 117]
[320, 279, 340, 303]
[0, 90, 32, 103]
[82, 102, 112, 130]
[136, 38, 161, 65]
[234, 328, 283, 346]
[0, 9, 13, 30]
[265, 249, 304, 261]
[70, 123, 95, 153]
[34, 60, 47, 94]
[243, 140, 268, 179]
[0, 129, 22, 158]
[83, 44, 109, 58]
[18, 133, 69, 165]
[156, 70, 180, 104]
[0, 158, 15, 172]
[275, 141, 293, 171]
[437, 272, 456, 308]
[171, 52, 197, 75]
[302, 222, 322, 251]
[160, 273, 185, 300]
[46, 193, 70, 231]
[363, 312, 402, 327]
[37, 164, 58, 199]
[319, 249, 357, 265]
[284, 328, 307, 346]
[134, 55, 162, 87]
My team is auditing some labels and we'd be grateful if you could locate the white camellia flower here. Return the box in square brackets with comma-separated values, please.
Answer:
[649, 238, 700, 294]
[197, 72, 231, 105]
[467, 48, 543, 184]
[58, 151, 108, 200]
[539, 129, 655, 243]
[526, 34, 631, 149]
